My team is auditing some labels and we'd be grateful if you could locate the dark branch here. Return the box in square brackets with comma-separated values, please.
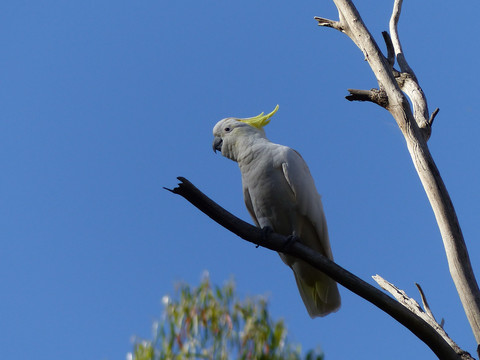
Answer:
[382, 31, 395, 67]
[165, 178, 259, 244]
[429, 107, 440, 127]
[346, 88, 389, 108]
[167, 176, 464, 360]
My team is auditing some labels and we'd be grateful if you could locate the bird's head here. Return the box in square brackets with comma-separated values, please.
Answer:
[212, 105, 279, 161]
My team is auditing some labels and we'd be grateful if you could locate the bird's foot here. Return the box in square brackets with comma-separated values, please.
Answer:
[257, 226, 274, 248]
[282, 234, 299, 252]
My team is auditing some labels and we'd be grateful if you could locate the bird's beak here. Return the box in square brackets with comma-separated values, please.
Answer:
[212, 136, 223, 153]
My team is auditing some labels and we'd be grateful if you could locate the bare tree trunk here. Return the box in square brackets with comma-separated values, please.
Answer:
[316, 0, 480, 345]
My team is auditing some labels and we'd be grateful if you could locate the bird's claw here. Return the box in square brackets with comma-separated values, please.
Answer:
[282, 234, 299, 252]
[256, 226, 274, 248]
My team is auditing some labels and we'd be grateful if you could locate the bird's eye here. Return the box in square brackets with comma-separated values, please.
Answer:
[224, 127, 231, 132]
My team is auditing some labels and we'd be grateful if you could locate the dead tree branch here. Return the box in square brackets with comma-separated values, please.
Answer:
[389, 0, 414, 77]
[381, 31, 395, 67]
[373, 275, 472, 358]
[346, 88, 388, 108]
[167, 176, 468, 360]
[316, 0, 480, 347]
[313, 17, 344, 32]
[415, 282, 438, 322]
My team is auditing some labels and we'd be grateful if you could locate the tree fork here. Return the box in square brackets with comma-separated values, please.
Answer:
[316, 0, 480, 346]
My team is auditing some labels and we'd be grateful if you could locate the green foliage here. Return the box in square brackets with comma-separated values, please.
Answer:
[129, 274, 324, 360]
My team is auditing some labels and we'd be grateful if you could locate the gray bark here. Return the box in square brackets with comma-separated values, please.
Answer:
[316, 0, 480, 347]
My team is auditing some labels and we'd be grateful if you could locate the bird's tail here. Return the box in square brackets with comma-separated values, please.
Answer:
[291, 262, 341, 318]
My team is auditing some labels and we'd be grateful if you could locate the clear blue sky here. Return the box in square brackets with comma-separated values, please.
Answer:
[1, 1, 479, 359]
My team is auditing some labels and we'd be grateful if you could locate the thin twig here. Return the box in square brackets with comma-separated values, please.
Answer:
[429, 107, 440, 126]
[389, 0, 415, 79]
[415, 283, 437, 321]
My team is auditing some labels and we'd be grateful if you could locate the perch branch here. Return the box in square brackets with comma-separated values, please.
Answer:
[318, 0, 480, 345]
[168, 177, 467, 360]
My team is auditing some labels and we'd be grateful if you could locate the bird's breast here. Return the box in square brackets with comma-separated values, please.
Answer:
[241, 159, 297, 235]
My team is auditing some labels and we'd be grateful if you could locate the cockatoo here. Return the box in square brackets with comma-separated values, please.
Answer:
[212, 105, 340, 317]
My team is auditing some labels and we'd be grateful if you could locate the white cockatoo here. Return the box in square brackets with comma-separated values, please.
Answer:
[212, 105, 340, 317]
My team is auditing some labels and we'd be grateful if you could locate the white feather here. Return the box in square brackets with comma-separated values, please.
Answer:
[213, 117, 340, 317]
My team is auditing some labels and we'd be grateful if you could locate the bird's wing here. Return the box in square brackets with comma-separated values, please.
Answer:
[243, 186, 260, 228]
[281, 149, 333, 259]
[281, 148, 340, 317]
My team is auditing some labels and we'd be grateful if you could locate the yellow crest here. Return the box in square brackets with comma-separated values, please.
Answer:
[237, 105, 279, 129]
